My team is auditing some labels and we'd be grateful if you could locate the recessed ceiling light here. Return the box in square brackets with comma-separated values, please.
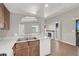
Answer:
[45, 4, 48, 7]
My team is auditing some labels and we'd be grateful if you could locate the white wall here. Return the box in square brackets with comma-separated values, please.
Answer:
[0, 13, 24, 39]
[47, 22, 56, 30]
[45, 7, 79, 46]
[36, 17, 46, 36]
[24, 22, 40, 34]
[46, 21, 61, 40]
[0, 13, 45, 39]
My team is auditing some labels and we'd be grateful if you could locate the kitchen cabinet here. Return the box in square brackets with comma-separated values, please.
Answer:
[15, 42, 29, 56]
[13, 40, 40, 56]
[15, 47, 29, 56]
[29, 41, 40, 56]
[0, 3, 10, 29]
[0, 4, 4, 28]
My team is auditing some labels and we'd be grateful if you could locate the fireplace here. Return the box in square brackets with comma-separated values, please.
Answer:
[48, 33, 51, 38]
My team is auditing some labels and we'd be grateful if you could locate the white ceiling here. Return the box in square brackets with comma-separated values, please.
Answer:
[4, 3, 79, 18]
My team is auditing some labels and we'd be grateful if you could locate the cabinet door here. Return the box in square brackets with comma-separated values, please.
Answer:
[0, 3, 10, 29]
[15, 42, 29, 56]
[4, 5, 10, 29]
[15, 47, 29, 56]
[29, 45, 39, 56]
[0, 4, 4, 28]
[29, 40, 40, 56]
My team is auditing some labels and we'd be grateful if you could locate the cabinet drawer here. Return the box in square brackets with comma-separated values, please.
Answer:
[15, 42, 28, 49]
[28, 40, 39, 46]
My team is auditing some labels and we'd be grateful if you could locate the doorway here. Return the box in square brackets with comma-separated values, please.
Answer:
[55, 21, 61, 40]
[46, 21, 61, 40]
[76, 19, 79, 46]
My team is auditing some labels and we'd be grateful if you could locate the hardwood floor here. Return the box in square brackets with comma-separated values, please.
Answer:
[50, 39, 79, 56]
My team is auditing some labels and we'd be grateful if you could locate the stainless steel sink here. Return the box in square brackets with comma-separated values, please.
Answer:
[17, 37, 33, 41]
[17, 38, 28, 41]
[16, 37, 38, 43]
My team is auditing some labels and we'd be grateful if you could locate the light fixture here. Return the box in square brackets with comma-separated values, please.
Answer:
[45, 4, 48, 7]
[21, 17, 37, 22]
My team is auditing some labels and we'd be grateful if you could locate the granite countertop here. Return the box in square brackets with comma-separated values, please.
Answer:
[16, 38, 40, 43]
[0, 38, 18, 56]
[16, 36, 50, 43]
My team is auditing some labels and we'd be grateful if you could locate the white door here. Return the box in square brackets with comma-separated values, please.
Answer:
[55, 21, 61, 40]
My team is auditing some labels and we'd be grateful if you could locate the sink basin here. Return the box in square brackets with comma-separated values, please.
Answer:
[17, 38, 28, 41]
[17, 37, 33, 41]
[16, 37, 38, 43]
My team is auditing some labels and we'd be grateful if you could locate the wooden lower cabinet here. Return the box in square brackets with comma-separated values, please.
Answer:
[29, 45, 39, 56]
[13, 40, 40, 56]
[28, 40, 39, 56]
[15, 47, 29, 56]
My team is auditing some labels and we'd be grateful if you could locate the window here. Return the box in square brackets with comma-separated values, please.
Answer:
[32, 26, 39, 33]
[19, 24, 24, 35]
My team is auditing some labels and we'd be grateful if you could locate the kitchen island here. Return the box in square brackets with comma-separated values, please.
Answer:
[0, 37, 51, 56]
[13, 37, 51, 56]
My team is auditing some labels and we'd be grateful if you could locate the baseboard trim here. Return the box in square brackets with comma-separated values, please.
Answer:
[59, 40, 76, 46]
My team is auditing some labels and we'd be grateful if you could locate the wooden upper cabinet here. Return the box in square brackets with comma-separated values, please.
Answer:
[0, 4, 4, 28]
[0, 3, 10, 29]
